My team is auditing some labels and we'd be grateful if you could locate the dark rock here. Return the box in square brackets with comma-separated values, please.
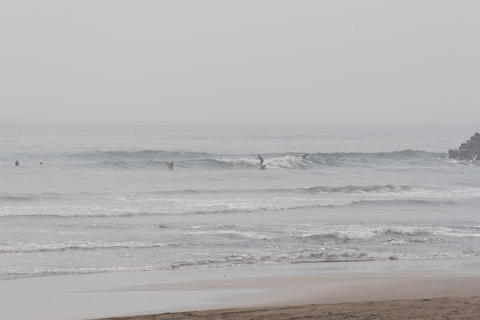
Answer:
[448, 132, 480, 160]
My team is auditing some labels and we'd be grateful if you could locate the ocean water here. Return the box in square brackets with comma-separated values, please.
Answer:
[0, 122, 479, 279]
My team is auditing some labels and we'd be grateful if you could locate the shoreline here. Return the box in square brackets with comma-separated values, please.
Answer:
[2, 258, 480, 320]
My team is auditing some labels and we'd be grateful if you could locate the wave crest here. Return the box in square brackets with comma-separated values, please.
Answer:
[59, 149, 445, 170]
[303, 184, 413, 194]
[0, 242, 179, 254]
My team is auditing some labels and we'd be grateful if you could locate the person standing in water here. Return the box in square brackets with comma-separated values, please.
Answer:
[166, 161, 174, 170]
[15, 160, 19, 167]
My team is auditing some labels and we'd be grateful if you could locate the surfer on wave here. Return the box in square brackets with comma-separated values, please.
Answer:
[257, 155, 266, 170]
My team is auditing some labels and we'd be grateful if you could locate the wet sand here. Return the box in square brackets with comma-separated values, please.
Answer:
[98, 296, 480, 320]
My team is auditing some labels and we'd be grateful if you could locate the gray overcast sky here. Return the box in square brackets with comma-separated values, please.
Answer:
[0, 1, 479, 124]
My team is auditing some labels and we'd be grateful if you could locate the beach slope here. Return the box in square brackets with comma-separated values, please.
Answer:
[98, 296, 480, 320]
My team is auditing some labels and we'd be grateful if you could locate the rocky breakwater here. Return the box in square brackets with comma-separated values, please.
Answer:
[449, 132, 480, 161]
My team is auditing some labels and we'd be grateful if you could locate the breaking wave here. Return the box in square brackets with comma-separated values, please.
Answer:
[0, 198, 462, 219]
[0, 242, 179, 254]
[146, 184, 418, 196]
[302, 184, 414, 194]
[0, 193, 69, 202]
[297, 227, 433, 244]
[60, 149, 445, 170]
[298, 232, 355, 243]
[0, 252, 374, 279]
[0, 184, 419, 204]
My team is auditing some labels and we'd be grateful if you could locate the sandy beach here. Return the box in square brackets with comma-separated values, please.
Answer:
[2, 259, 480, 320]
[95, 262, 480, 320]
[99, 296, 480, 320]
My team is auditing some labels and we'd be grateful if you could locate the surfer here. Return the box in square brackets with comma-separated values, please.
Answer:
[301, 153, 309, 161]
[166, 161, 174, 170]
[15, 160, 19, 167]
[257, 155, 264, 166]
[257, 155, 266, 170]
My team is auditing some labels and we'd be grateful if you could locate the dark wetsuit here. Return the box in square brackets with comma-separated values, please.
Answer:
[257, 155, 264, 166]
[257, 155, 266, 169]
